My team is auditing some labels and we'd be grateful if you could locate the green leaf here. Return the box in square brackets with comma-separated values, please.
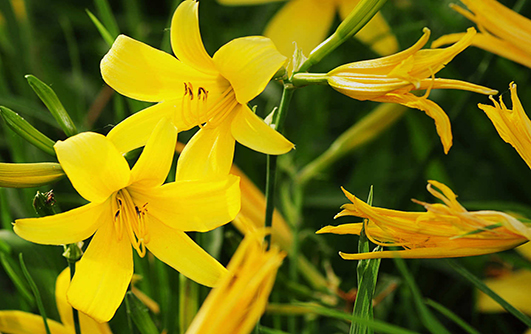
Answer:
[0, 106, 55, 156]
[125, 289, 160, 334]
[425, 299, 481, 334]
[446, 259, 531, 328]
[351, 186, 382, 334]
[86, 9, 115, 47]
[19, 253, 52, 334]
[179, 273, 199, 333]
[394, 258, 451, 334]
[25, 75, 78, 137]
[94, 0, 120, 39]
[0, 252, 35, 305]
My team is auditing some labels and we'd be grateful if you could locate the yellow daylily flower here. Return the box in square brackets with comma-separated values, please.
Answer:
[217, 0, 399, 57]
[185, 230, 285, 334]
[478, 82, 531, 170]
[13, 119, 241, 322]
[326, 27, 497, 153]
[0, 268, 112, 334]
[317, 180, 529, 260]
[101, 0, 293, 180]
[431, 0, 531, 69]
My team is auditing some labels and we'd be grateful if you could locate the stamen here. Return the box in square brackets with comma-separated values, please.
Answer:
[112, 189, 150, 258]
[179, 84, 235, 129]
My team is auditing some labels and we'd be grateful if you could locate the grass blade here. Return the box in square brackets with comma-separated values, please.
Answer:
[19, 253, 51, 334]
[86, 9, 115, 47]
[425, 299, 480, 334]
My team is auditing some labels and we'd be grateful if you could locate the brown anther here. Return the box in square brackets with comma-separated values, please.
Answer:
[183, 82, 189, 96]
[114, 210, 120, 221]
[198, 87, 208, 101]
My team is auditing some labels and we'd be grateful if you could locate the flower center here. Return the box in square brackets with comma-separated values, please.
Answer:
[180, 82, 239, 129]
[111, 189, 150, 257]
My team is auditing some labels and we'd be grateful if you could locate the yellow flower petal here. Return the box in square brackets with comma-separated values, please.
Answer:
[170, 0, 217, 74]
[213, 36, 286, 104]
[146, 217, 227, 287]
[68, 222, 133, 323]
[107, 100, 188, 155]
[432, 32, 531, 69]
[264, 0, 336, 58]
[477, 270, 531, 314]
[129, 175, 241, 232]
[176, 117, 235, 181]
[14, 201, 109, 245]
[55, 132, 130, 203]
[218, 0, 284, 4]
[231, 105, 294, 155]
[101, 34, 217, 103]
[56, 268, 113, 334]
[130, 119, 177, 188]
[374, 93, 452, 154]
[0, 310, 69, 334]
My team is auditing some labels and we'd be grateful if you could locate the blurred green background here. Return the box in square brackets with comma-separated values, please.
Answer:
[1, 0, 531, 333]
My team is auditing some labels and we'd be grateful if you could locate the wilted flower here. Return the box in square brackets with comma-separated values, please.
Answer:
[317, 180, 529, 260]
[432, 0, 531, 69]
[325, 27, 497, 153]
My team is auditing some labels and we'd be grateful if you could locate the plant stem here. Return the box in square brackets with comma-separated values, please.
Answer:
[264, 85, 295, 245]
[69, 260, 82, 334]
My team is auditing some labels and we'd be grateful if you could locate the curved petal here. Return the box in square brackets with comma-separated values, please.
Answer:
[68, 221, 133, 323]
[55, 268, 113, 334]
[130, 119, 178, 188]
[129, 175, 241, 232]
[374, 93, 452, 154]
[55, 132, 130, 203]
[176, 117, 235, 181]
[147, 217, 227, 287]
[231, 105, 294, 155]
[170, 0, 217, 74]
[213, 36, 286, 104]
[14, 201, 109, 245]
[101, 34, 219, 103]
[107, 100, 190, 155]
[264, 0, 336, 58]
[0, 311, 69, 334]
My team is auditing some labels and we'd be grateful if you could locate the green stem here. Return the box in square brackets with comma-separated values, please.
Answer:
[291, 73, 329, 87]
[264, 85, 295, 245]
[69, 260, 82, 334]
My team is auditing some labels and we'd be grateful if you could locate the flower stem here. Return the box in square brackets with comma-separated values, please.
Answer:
[68, 259, 82, 334]
[265, 85, 295, 246]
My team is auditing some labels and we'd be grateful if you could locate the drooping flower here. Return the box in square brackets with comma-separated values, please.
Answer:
[0, 268, 112, 334]
[324, 27, 497, 153]
[13, 119, 241, 322]
[317, 180, 529, 260]
[217, 0, 399, 58]
[478, 82, 531, 169]
[101, 0, 293, 180]
[185, 230, 285, 334]
[431, 0, 531, 69]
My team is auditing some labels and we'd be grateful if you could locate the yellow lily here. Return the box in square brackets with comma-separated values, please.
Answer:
[0, 268, 111, 334]
[431, 0, 531, 69]
[13, 119, 241, 322]
[101, 0, 293, 180]
[478, 82, 531, 170]
[317, 180, 529, 260]
[325, 27, 497, 153]
[217, 0, 398, 57]
[185, 230, 285, 334]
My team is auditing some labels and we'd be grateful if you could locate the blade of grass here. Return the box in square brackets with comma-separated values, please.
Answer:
[446, 259, 531, 328]
[425, 299, 480, 334]
[0, 252, 35, 305]
[19, 253, 51, 334]
[94, 0, 120, 39]
[126, 289, 160, 334]
[86, 9, 115, 47]
[394, 257, 451, 334]
[351, 186, 382, 334]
